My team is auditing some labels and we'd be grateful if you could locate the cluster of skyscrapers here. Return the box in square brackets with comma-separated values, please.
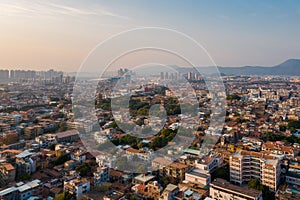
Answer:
[0, 69, 63, 80]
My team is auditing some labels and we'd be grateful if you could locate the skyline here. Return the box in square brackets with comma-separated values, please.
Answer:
[0, 0, 300, 71]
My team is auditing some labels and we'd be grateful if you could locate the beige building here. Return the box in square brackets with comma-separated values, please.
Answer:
[162, 162, 189, 182]
[230, 150, 281, 191]
[210, 178, 263, 200]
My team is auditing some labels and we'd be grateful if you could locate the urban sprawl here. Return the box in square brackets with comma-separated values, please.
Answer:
[0, 69, 299, 200]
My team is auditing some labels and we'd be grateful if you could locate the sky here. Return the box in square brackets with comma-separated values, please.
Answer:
[0, 0, 300, 71]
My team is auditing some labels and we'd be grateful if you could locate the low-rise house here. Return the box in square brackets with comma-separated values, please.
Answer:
[159, 184, 179, 200]
[133, 174, 155, 186]
[185, 169, 211, 186]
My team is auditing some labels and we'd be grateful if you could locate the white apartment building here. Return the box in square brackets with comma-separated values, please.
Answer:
[230, 150, 281, 191]
[185, 155, 221, 186]
[64, 178, 90, 199]
[94, 166, 110, 186]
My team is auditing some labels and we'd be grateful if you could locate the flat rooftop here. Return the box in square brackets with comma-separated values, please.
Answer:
[211, 178, 261, 198]
[134, 174, 155, 183]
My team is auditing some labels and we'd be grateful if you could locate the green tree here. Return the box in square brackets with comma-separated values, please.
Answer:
[49, 143, 56, 151]
[16, 172, 31, 182]
[54, 192, 73, 200]
[75, 163, 91, 177]
[248, 179, 262, 190]
[211, 167, 229, 181]
[54, 154, 70, 165]
[279, 124, 287, 132]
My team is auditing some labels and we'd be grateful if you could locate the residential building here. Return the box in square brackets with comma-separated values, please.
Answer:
[286, 168, 300, 186]
[0, 180, 41, 200]
[162, 162, 189, 182]
[93, 167, 110, 187]
[159, 184, 179, 200]
[0, 163, 15, 185]
[15, 151, 36, 178]
[209, 178, 263, 200]
[133, 174, 155, 185]
[55, 130, 79, 143]
[230, 150, 281, 191]
[64, 178, 90, 199]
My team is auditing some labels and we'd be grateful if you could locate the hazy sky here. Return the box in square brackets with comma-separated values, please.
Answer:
[0, 0, 300, 71]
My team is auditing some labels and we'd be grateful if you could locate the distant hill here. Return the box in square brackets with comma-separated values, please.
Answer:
[163, 59, 300, 76]
[74, 59, 300, 78]
[217, 59, 300, 76]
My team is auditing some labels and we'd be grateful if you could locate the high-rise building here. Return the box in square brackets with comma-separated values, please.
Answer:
[160, 72, 164, 80]
[165, 72, 168, 80]
[229, 150, 281, 191]
[187, 71, 193, 80]
[0, 70, 9, 79]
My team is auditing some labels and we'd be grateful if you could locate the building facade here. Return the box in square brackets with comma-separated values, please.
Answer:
[210, 178, 263, 200]
[230, 150, 281, 191]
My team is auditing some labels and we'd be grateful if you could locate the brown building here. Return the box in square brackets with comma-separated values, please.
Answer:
[55, 130, 80, 143]
[0, 163, 15, 185]
[162, 162, 189, 182]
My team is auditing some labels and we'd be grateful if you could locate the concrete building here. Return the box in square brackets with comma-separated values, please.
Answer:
[55, 130, 79, 143]
[0, 163, 16, 185]
[15, 151, 36, 179]
[161, 162, 189, 182]
[159, 184, 179, 200]
[185, 169, 211, 186]
[64, 178, 90, 199]
[230, 150, 281, 191]
[133, 174, 155, 186]
[209, 178, 263, 200]
[93, 167, 110, 187]
[286, 168, 300, 186]
[0, 180, 41, 200]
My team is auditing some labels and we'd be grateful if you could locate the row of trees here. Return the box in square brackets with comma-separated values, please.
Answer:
[263, 132, 300, 144]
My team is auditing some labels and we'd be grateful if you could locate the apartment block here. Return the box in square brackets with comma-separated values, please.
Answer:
[0, 180, 41, 200]
[63, 178, 90, 199]
[230, 150, 281, 191]
[93, 166, 110, 187]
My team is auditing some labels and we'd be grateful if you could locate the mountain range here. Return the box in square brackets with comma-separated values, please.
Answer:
[73, 59, 300, 78]
[217, 59, 300, 76]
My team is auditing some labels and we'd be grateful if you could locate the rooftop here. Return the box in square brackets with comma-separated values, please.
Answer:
[211, 178, 261, 198]
[16, 150, 33, 158]
[56, 130, 79, 139]
[134, 174, 155, 183]
[169, 162, 188, 170]
[165, 184, 178, 192]
[0, 187, 17, 196]
[2, 163, 15, 171]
